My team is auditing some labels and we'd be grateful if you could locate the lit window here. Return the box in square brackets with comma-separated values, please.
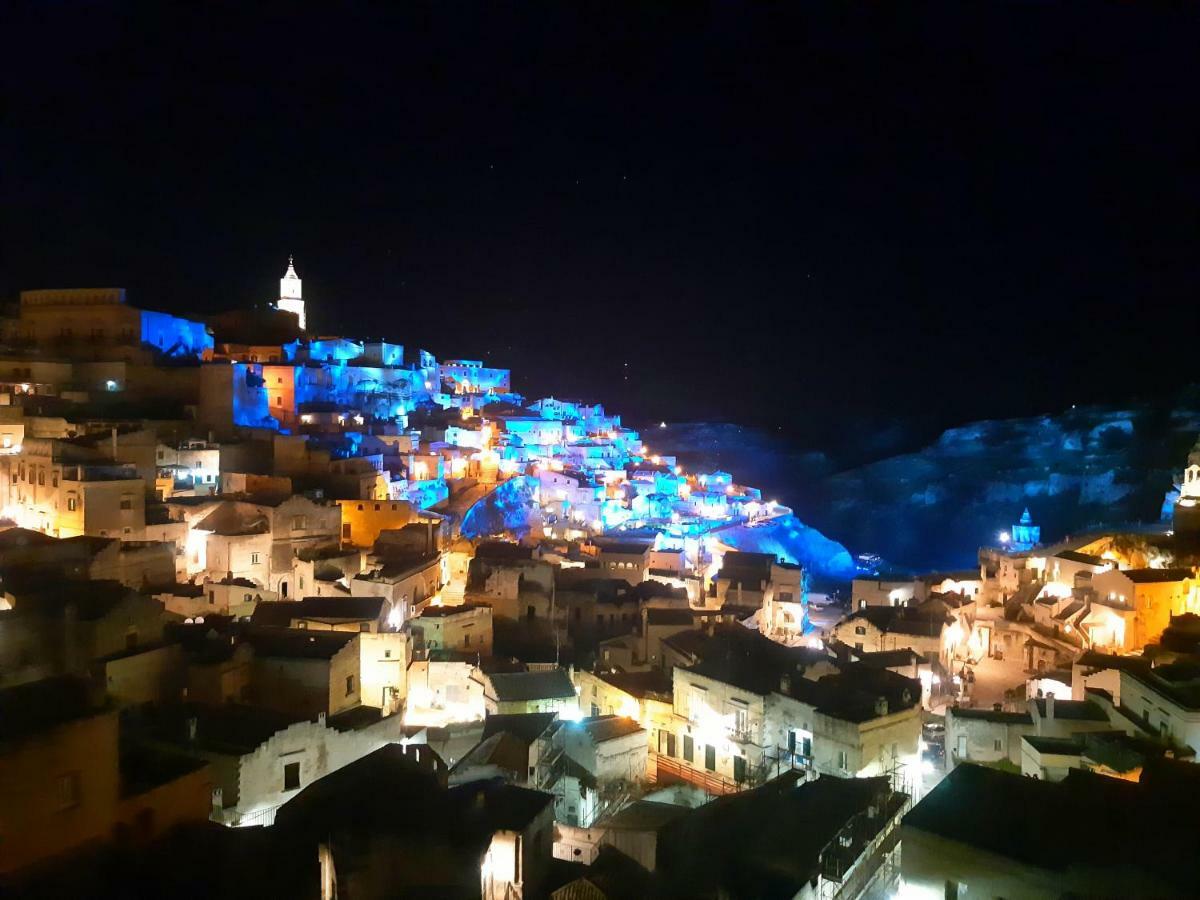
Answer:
[730, 701, 748, 736]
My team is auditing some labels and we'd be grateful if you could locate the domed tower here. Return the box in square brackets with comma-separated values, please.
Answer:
[1010, 508, 1040, 551]
[1174, 435, 1200, 536]
[277, 256, 306, 331]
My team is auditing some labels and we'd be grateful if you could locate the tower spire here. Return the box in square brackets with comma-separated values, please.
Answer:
[278, 255, 306, 330]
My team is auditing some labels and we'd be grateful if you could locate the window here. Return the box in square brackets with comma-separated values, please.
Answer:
[56, 772, 82, 810]
[67, 496, 78, 511]
[733, 755, 747, 783]
[292, 515, 307, 530]
[837, 750, 849, 771]
[778, 591, 793, 603]
[688, 686, 707, 721]
[993, 739, 1002, 751]
[283, 762, 300, 791]
[250, 552, 260, 565]
[120, 495, 133, 510]
[342, 523, 352, 539]
[683, 734, 694, 763]
[659, 731, 676, 757]
[854, 626, 866, 635]
[345, 675, 355, 696]
[704, 744, 716, 771]
[37, 471, 44, 486]
[276, 396, 282, 406]
[730, 701, 748, 736]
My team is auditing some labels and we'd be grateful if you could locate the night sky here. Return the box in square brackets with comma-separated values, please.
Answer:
[7, 3, 1198, 452]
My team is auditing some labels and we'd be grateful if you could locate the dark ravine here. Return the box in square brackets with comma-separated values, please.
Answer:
[662, 390, 1200, 573]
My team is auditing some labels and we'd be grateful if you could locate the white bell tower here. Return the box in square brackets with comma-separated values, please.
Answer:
[278, 256, 306, 331]
[1181, 436, 1200, 502]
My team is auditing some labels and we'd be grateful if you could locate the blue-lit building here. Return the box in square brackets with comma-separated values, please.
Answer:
[1010, 507, 1040, 550]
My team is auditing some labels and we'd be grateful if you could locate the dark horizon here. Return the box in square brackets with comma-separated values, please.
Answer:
[7, 3, 1199, 451]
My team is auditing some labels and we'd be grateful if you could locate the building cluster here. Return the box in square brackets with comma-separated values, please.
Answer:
[3, 265, 1200, 897]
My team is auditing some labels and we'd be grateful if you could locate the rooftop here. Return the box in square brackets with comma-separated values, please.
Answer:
[291, 596, 385, 622]
[243, 627, 357, 660]
[847, 605, 948, 638]
[658, 772, 902, 899]
[576, 715, 644, 743]
[146, 703, 307, 755]
[1122, 567, 1195, 584]
[948, 706, 1034, 724]
[1055, 549, 1107, 566]
[644, 607, 696, 626]
[482, 711, 559, 745]
[596, 668, 673, 701]
[854, 648, 925, 669]
[1022, 735, 1083, 755]
[485, 668, 576, 702]
[1126, 661, 1200, 711]
[1032, 698, 1111, 722]
[903, 763, 1200, 894]
[682, 628, 919, 722]
[418, 602, 489, 619]
[0, 676, 104, 742]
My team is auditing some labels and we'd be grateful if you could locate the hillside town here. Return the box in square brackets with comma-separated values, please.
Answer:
[3, 264, 1200, 899]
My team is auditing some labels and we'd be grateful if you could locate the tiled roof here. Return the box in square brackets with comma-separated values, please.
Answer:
[486, 669, 576, 702]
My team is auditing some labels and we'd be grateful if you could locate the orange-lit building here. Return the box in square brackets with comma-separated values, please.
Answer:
[336, 498, 418, 547]
[0, 677, 211, 877]
[1090, 567, 1198, 651]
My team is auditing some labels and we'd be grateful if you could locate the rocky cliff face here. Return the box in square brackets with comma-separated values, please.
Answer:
[664, 391, 1200, 573]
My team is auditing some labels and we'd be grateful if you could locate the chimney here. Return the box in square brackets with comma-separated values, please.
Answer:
[1045, 694, 1055, 720]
